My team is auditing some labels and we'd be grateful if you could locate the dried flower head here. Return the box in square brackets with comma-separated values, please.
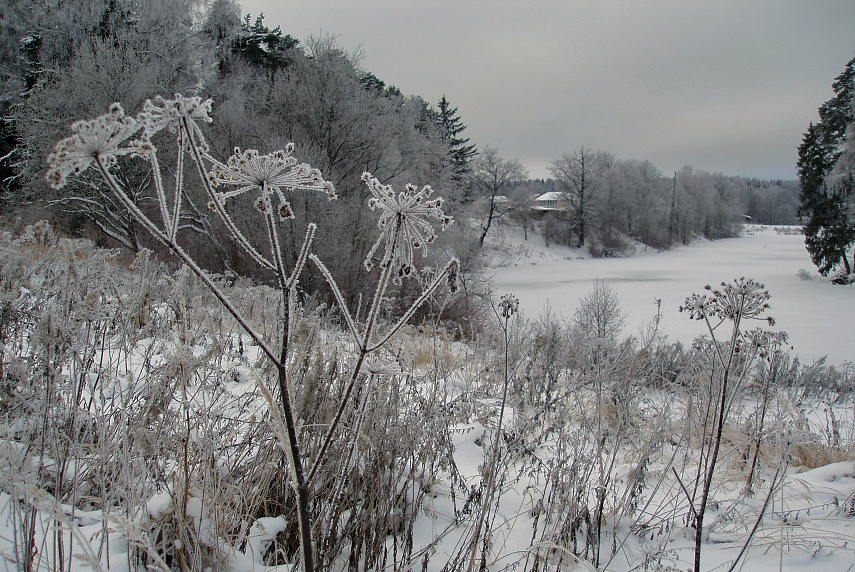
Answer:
[136, 94, 213, 147]
[208, 145, 336, 220]
[499, 293, 519, 319]
[743, 328, 788, 359]
[680, 277, 772, 323]
[362, 172, 453, 279]
[46, 103, 139, 189]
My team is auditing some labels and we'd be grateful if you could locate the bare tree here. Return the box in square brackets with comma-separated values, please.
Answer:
[470, 146, 527, 247]
[625, 159, 669, 249]
[571, 280, 626, 342]
[507, 183, 537, 239]
[550, 146, 604, 248]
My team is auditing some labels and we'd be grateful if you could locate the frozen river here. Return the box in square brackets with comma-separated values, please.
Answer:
[490, 230, 853, 365]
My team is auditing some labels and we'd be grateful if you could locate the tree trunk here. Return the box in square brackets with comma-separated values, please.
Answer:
[479, 198, 496, 247]
[669, 172, 677, 242]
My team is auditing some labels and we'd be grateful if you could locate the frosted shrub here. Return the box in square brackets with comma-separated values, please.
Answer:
[570, 280, 626, 343]
[44, 95, 459, 571]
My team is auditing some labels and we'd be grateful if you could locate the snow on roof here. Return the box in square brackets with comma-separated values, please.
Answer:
[534, 192, 566, 202]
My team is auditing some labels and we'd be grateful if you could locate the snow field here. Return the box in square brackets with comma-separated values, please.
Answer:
[489, 223, 853, 366]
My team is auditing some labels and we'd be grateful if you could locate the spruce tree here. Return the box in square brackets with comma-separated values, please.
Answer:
[436, 95, 477, 183]
[230, 14, 300, 74]
[797, 56, 855, 279]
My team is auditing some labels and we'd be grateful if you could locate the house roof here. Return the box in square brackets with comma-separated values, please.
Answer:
[534, 192, 565, 202]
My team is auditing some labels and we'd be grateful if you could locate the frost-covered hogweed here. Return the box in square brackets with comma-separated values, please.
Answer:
[743, 328, 788, 359]
[42, 94, 463, 571]
[680, 277, 773, 325]
[46, 103, 140, 189]
[499, 293, 519, 319]
[362, 172, 452, 279]
[136, 94, 213, 142]
[209, 146, 336, 220]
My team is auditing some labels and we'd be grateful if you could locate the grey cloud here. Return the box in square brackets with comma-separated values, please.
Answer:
[241, 0, 855, 180]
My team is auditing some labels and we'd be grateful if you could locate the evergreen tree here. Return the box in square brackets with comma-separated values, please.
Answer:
[229, 14, 300, 74]
[436, 95, 477, 183]
[797, 55, 855, 279]
[358, 71, 402, 98]
[802, 192, 853, 276]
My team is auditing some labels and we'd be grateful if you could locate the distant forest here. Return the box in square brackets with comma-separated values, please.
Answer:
[0, 0, 800, 282]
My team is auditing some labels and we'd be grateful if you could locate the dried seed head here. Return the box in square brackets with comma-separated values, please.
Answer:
[46, 103, 140, 189]
[208, 147, 336, 219]
[361, 172, 453, 282]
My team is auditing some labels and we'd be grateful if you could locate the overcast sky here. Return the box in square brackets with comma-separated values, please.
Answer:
[239, 1, 854, 181]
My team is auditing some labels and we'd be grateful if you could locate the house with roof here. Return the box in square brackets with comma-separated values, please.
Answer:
[532, 191, 568, 211]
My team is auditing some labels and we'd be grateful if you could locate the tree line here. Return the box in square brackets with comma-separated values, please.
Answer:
[470, 147, 799, 256]
[1, 0, 807, 289]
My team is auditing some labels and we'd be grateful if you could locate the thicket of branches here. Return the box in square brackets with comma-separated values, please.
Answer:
[1, 0, 470, 301]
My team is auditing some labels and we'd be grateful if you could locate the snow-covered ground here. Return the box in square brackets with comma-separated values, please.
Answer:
[425, 422, 855, 572]
[488, 224, 853, 366]
[1, 225, 852, 572]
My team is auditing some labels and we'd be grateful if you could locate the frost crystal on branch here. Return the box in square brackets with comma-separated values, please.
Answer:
[209, 146, 336, 220]
[46, 103, 140, 189]
[362, 172, 453, 279]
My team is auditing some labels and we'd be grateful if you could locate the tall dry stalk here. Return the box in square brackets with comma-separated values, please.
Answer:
[45, 96, 458, 571]
[680, 278, 785, 572]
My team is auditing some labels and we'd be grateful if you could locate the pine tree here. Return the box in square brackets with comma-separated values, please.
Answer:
[797, 56, 855, 279]
[229, 14, 300, 74]
[436, 95, 477, 183]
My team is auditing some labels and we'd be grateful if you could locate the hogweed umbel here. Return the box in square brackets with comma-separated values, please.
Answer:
[498, 293, 519, 319]
[362, 172, 453, 281]
[46, 103, 140, 189]
[209, 146, 336, 221]
[136, 94, 213, 145]
[680, 277, 773, 326]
